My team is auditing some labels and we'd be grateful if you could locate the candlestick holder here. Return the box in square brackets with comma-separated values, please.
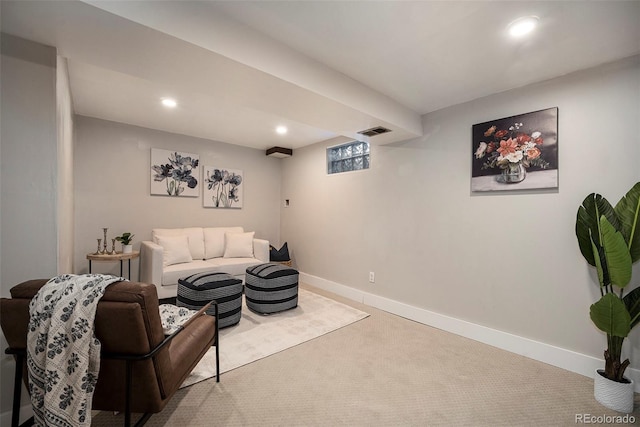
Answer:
[102, 228, 108, 254]
[110, 238, 117, 255]
[94, 239, 102, 255]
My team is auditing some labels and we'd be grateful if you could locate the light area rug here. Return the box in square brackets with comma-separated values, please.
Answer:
[180, 288, 369, 388]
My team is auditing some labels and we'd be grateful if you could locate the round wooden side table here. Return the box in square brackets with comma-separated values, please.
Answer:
[86, 251, 140, 279]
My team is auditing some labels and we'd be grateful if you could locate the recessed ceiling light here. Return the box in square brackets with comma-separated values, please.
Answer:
[508, 16, 539, 37]
[161, 98, 177, 108]
[276, 126, 288, 135]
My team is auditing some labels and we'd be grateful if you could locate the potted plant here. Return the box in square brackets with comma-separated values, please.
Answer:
[575, 181, 639, 413]
[115, 232, 135, 254]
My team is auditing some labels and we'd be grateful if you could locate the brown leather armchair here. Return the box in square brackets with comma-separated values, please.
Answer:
[1, 279, 219, 427]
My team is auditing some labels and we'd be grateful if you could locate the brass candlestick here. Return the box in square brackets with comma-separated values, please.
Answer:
[94, 239, 102, 255]
[110, 238, 117, 255]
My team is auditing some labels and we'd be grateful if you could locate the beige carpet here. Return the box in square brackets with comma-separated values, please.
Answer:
[93, 284, 639, 426]
[181, 288, 370, 387]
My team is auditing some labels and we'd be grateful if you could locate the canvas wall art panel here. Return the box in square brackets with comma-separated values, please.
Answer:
[471, 107, 558, 192]
[203, 167, 244, 208]
[150, 149, 200, 197]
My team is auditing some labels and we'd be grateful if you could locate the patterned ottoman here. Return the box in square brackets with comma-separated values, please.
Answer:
[177, 271, 243, 328]
[245, 263, 299, 314]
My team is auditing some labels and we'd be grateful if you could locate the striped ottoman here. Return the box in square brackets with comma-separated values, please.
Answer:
[177, 272, 243, 328]
[245, 263, 299, 314]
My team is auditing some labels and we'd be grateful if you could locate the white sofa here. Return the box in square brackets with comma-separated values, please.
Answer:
[140, 227, 269, 299]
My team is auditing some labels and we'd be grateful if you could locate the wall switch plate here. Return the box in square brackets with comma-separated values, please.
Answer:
[369, 272, 375, 283]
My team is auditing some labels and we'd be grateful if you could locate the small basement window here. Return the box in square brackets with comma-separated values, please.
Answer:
[327, 141, 370, 174]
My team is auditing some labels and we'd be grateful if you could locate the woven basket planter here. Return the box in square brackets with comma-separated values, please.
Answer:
[594, 369, 635, 413]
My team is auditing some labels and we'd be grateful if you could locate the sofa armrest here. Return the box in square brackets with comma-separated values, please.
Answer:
[253, 239, 269, 263]
[140, 241, 163, 290]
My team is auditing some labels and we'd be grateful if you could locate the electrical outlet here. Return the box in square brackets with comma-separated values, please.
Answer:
[369, 272, 375, 283]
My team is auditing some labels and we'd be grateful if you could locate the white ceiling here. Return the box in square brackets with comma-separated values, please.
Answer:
[2, 1, 639, 151]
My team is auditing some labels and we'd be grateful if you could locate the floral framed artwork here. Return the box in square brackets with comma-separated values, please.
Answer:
[471, 107, 558, 192]
[150, 149, 200, 197]
[203, 167, 244, 208]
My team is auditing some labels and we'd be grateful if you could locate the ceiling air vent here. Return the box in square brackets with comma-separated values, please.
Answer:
[357, 126, 392, 137]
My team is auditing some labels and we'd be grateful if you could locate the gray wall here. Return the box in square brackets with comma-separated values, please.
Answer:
[0, 34, 60, 420]
[281, 56, 640, 369]
[0, 32, 638, 418]
[73, 116, 282, 279]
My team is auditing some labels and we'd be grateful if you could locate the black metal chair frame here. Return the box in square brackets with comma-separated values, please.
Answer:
[5, 300, 219, 427]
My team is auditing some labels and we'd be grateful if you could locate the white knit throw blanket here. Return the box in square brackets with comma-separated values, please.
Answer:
[27, 274, 125, 427]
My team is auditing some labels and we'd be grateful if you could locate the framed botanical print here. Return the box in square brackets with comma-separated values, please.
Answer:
[150, 149, 199, 197]
[203, 166, 244, 208]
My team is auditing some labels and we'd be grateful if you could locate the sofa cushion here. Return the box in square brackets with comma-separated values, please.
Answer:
[203, 227, 243, 259]
[153, 228, 205, 260]
[157, 235, 193, 267]
[161, 258, 262, 286]
[206, 257, 262, 277]
[223, 231, 255, 258]
[162, 260, 219, 286]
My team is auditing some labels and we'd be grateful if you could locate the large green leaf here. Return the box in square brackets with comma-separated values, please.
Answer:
[591, 237, 606, 287]
[614, 182, 640, 263]
[600, 217, 632, 288]
[576, 193, 618, 266]
[624, 286, 640, 330]
[590, 293, 631, 337]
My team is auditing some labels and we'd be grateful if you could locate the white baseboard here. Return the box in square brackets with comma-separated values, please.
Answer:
[300, 272, 640, 393]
